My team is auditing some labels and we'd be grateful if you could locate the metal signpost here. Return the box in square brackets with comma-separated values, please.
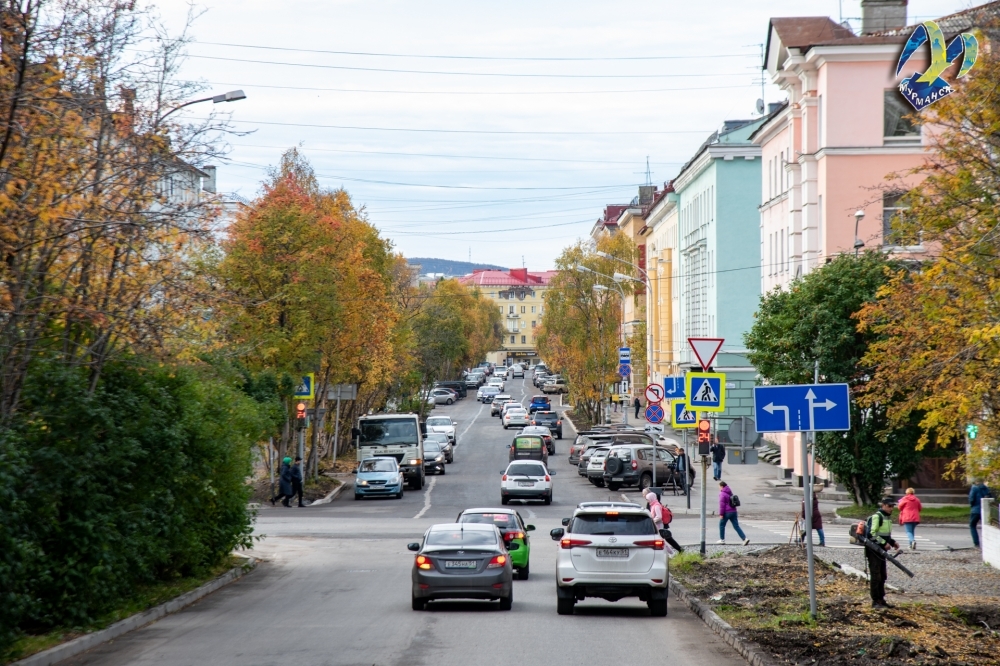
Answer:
[752, 371, 850, 620]
[697, 418, 711, 555]
[327, 383, 358, 461]
[618, 347, 631, 424]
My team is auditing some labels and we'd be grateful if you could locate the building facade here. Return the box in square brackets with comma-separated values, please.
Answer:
[458, 268, 555, 365]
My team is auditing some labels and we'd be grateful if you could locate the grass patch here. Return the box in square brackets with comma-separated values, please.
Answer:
[836, 504, 970, 523]
[669, 551, 704, 574]
[6, 556, 244, 663]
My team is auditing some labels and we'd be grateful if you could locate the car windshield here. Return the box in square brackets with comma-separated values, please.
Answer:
[424, 441, 442, 453]
[570, 513, 655, 535]
[359, 419, 418, 447]
[459, 513, 518, 529]
[426, 417, 451, 426]
[507, 463, 546, 477]
[425, 433, 448, 443]
[359, 459, 397, 473]
[425, 529, 498, 546]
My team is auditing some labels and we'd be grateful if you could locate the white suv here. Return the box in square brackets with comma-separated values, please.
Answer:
[549, 503, 669, 616]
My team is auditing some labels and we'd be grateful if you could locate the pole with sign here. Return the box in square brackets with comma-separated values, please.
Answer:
[697, 418, 711, 555]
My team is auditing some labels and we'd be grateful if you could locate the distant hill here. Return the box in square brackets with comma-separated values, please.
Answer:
[408, 257, 506, 276]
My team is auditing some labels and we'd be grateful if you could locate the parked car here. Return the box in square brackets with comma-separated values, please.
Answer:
[457, 508, 535, 580]
[423, 440, 447, 475]
[542, 378, 568, 394]
[520, 425, 554, 455]
[500, 459, 553, 505]
[532, 372, 550, 388]
[602, 443, 689, 491]
[434, 380, 467, 399]
[578, 442, 613, 477]
[549, 504, 669, 616]
[464, 373, 485, 389]
[490, 394, 513, 416]
[423, 432, 453, 463]
[531, 411, 563, 439]
[585, 447, 612, 486]
[495, 366, 509, 379]
[425, 415, 458, 444]
[528, 396, 551, 414]
[354, 457, 405, 500]
[428, 388, 456, 405]
[408, 523, 515, 611]
[509, 364, 524, 378]
[503, 407, 530, 429]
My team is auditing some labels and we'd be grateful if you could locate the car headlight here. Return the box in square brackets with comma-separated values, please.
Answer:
[356, 479, 369, 486]
[435, 455, 444, 462]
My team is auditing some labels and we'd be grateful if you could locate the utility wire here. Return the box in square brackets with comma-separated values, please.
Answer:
[194, 80, 756, 96]
[219, 118, 712, 136]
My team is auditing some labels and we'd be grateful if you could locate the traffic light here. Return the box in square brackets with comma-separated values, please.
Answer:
[697, 418, 712, 456]
[967, 424, 979, 440]
[296, 402, 307, 428]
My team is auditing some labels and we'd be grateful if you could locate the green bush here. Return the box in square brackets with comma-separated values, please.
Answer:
[0, 359, 273, 658]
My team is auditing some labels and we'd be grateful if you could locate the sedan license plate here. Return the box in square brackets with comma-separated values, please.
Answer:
[596, 548, 629, 558]
[444, 560, 477, 569]
[517, 481, 534, 487]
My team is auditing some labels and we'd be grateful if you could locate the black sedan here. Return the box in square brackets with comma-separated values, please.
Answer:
[423, 440, 447, 475]
[408, 523, 516, 610]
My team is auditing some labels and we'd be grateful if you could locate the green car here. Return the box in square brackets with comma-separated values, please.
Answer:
[456, 508, 535, 579]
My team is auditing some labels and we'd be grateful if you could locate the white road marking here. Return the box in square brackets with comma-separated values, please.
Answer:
[527, 509, 537, 520]
[413, 476, 437, 519]
[458, 401, 485, 441]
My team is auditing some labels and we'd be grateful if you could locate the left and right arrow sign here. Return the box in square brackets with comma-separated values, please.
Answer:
[753, 384, 851, 433]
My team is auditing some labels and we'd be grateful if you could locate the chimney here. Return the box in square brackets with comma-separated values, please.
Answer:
[509, 268, 529, 282]
[638, 185, 655, 206]
[202, 165, 217, 193]
[861, 0, 907, 35]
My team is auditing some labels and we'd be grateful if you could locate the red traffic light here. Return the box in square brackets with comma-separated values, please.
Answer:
[296, 402, 307, 419]
[697, 419, 712, 444]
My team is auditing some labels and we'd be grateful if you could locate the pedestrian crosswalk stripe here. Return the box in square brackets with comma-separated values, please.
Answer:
[742, 520, 947, 551]
[694, 379, 718, 403]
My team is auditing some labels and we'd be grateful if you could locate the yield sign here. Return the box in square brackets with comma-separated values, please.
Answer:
[688, 337, 724, 371]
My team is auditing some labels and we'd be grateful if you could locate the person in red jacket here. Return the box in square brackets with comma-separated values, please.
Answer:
[897, 487, 922, 550]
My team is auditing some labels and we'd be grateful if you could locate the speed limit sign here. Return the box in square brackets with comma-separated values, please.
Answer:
[645, 383, 665, 403]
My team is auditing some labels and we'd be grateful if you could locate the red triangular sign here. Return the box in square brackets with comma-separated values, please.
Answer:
[688, 337, 724, 370]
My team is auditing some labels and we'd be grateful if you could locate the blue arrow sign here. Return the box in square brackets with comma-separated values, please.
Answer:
[753, 384, 851, 433]
[645, 403, 665, 424]
[618, 364, 632, 378]
[663, 375, 686, 400]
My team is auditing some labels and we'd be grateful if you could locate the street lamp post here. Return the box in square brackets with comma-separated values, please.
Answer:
[158, 89, 247, 123]
[853, 209, 865, 256]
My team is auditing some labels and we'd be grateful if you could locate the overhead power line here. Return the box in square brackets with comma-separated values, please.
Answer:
[196, 80, 755, 96]
[220, 118, 712, 136]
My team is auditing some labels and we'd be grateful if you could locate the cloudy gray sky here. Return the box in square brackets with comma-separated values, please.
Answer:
[160, 0, 972, 270]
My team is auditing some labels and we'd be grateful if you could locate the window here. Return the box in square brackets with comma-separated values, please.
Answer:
[569, 513, 655, 535]
[531, 306, 536, 313]
[531, 320, 536, 328]
[510, 335, 516, 344]
[817, 95, 823, 147]
[499, 306, 504, 314]
[521, 335, 526, 344]
[509, 305, 515, 314]
[882, 191, 908, 244]
[521, 305, 526, 313]
[884, 90, 920, 137]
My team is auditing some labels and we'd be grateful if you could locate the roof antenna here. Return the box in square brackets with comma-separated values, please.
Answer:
[522, 255, 525, 268]
[644, 157, 652, 186]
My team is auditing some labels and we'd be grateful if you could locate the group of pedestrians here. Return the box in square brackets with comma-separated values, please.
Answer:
[271, 456, 305, 507]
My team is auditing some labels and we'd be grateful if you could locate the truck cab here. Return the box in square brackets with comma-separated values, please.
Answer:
[357, 414, 425, 490]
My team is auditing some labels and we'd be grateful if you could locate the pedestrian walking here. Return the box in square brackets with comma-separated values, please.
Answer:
[865, 498, 901, 608]
[271, 457, 295, 507]
[646, 491, 684, 553]
[800, 493, 825, 547]
[969, 479, 993, 548]
[674, 447, 689, 495]
[634, 397, 641, 419]
[717, 481, 749, 545]
[897, 488, 922, 550]
[291, 456, 305, 507]
[710, 439, 726, 481]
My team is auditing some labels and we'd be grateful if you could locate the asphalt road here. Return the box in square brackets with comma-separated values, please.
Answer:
[64, 376, 746, 666]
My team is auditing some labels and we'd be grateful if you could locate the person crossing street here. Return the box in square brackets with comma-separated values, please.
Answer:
[646, 492, 684, 553]
[271, 457, 295, 507]
[866, 498, 901, 608]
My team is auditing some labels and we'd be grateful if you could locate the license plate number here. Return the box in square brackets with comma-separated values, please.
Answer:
[596, 548, 629, 558]
[517, 481, 534, 487]
[444, 560, 477, 569]
[612, 477, 624, 482]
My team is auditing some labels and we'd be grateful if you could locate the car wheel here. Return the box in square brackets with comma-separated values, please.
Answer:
[412, 595, 426, 611]
[543, 495, 551, 506]
[648, 598, 667, 617]
[608, 483, 621, 491]
[447, 398, 453, 405]
[517, 564, 529, 580]
[556, 597, 575, 615]
[503, 425, 508, 429]
[640, 472, 653, 490]
[396, 490, 404, 499]
[592, 478, 605, 488]
[440, 465, 446, 475]
[501, 496, 509, 505]
[498, 590, 513, 611]
[354, 493, 362, 501]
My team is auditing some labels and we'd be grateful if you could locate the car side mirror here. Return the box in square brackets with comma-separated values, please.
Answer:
[526, 524, 536, 531]
[407, 543, 420, 552]
[419, 422, 427, 435]
[351, 427, 361, 440]
[508, 542, 520, 551]
[549, 470, 557, 476]
[561, 518, 570, 526]
[506, 444, 511, 448]
[550, 528, 565, 540]
[452, 420, 458, 425]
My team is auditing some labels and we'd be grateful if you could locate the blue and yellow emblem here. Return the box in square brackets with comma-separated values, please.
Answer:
[896, 20, 978, 111]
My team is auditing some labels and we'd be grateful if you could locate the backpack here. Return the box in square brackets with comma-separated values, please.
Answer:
[729, 494, 741, 508]
[662, 506, 673, 526]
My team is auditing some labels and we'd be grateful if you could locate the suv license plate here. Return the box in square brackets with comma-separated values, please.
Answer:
[444, 560, 477, 569]
[612, 477, 623, 482]
[517, 481, 534, 487]
[596, 548, 629, 558]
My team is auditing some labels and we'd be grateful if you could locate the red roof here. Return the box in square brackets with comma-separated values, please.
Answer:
[458, 268, 555, 287]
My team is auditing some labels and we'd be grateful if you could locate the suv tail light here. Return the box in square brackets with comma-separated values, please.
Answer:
[545, 475, 551, 482]
[487, 554, 507, 568]
[560, 538, 593, 549]
[634, 539, 666, 550]
[502, 474, 507, 481]
[557, 420, 562, 425]
[631, 460, 638, 470]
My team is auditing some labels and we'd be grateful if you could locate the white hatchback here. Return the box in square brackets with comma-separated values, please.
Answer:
[549, 505, 669, 616]
[501, 460, 553, 505]
[503, 408, 530, 429]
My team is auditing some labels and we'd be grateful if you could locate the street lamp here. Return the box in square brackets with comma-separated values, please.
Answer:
[853, 209, 865, 256]
[158, 89, 247, 123]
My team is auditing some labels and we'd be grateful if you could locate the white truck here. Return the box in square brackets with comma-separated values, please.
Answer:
[356, 413, 426, 490]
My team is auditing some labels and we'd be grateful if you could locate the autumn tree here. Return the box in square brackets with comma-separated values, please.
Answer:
[858, 46, 1000, 483]
[745, 253, 923, 504]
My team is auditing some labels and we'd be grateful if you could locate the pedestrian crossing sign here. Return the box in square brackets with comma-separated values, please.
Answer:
[685, 372, 725, 412]
[294, 373, 315, 401]
[671, 400, 697, 428]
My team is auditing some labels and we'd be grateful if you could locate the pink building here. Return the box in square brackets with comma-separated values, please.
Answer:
[751, 1, 998, 483]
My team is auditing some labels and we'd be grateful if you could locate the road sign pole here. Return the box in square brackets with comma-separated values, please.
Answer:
[331, 392, 342, 461]
[683, 429, 690, 509]
[700, 454, 708, 555]
[802, 359, 819, 620]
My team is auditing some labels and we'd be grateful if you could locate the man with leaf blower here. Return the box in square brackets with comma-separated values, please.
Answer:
[859, 498, 903, 609]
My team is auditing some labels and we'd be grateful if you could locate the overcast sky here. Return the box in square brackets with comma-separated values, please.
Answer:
[159, 0, 972, 270]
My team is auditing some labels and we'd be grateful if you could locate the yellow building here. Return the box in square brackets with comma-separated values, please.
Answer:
[458, 268, 555, 365]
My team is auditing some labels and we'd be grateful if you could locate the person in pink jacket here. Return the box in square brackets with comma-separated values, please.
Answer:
[897, 488, 922, 550]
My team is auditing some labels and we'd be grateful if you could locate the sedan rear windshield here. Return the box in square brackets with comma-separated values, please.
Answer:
[426, 529, 498, 546]
[570, 513, 655, 535]
[507, 463, 546, 477]
[459, 513, 518, 529]
[513, 437, 541, 450]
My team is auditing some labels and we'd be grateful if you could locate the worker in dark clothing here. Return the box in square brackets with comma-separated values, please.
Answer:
[272, 457, 295, 507]
[710, 439, 726, 481]
[291, 456, 305, 507]
[866, 498, 901, 608]
[634, 397, 642, 419]
[969, 479, 993, 548]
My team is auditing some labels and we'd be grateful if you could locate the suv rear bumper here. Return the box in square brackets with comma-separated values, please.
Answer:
[557, 582, 667, 603]
[603, 471, 640, 485]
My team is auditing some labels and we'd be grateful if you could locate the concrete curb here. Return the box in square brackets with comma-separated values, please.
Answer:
[11, 557, 257, 666]
[669, 576, 779, 666]
[309, 480, 348, 506]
